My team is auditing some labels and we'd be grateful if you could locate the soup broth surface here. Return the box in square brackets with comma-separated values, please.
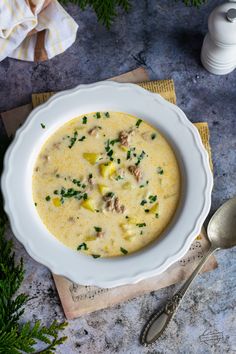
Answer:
[32, 112, 181, 258]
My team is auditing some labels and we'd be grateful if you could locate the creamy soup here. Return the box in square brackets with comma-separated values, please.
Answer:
[32, 112, 181, 258]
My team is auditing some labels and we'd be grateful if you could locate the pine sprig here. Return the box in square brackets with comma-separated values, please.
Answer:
[59, 0, 131, 28]
[59, 0, 206, 28]
[0, 216, 68, 354]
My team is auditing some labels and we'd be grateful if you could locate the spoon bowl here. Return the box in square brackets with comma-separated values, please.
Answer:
[207, 196, 236, 249]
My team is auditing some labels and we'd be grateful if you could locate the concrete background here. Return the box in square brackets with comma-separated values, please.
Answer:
[0, 0, 235, 353]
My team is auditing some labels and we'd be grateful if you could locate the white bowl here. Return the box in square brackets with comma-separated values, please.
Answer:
[1, 81, 213, 288]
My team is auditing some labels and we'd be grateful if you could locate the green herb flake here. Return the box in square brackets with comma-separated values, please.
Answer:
[40, 123, 46, 129]
[78, 135, 86, 142]
[151, 133, 156, 140]
[149, 195, 157, 203]
[68, 131, 78, 149]
[77, 242, 88, 251]
[45, 195, 51, 201]
[110, 138, 119, 145]
[136, 223, 146, 227]
[144, 209, 150, 213]
[120, 247, 128, 255]
[115, 175, 124, 181]
[92, 254, 101, 259]
[126, 150, 131, 160]
[83, 193, 88, 200]
[140, 199, 147, 206]
[155, 213, 159, 218]
[56, 173, 60, 178]
[135, 150, 146, 166]
[89, 173, 93, 178]
[106, 192, 115, 198]
[94, 226, 102, 232]
[104, 112, 110, 118]
[54, 190, 58, 195]
[125, 216, 129, 219]
[95, 112, 101, 119]
[34, 202, 37, 206]
[157, 167, 164, 175]
[107, 149, 113, 157]
[117, 158, 121, 164]
[82, 116, 87, 124]
[136, 119, 142, 128]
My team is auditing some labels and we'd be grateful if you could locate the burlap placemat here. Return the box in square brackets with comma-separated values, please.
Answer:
[1, 67, 216, 319]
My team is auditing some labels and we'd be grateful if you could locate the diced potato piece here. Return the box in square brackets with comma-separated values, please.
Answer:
[124, 235, 136, 242]
[122, 182, 132, 190]
[127, 217, 138, 224]
[119, 145, 128, 152]
[98, 184, 109, 195]
[150, 203, 159, 214]
[81, 198, 95, 212]
[52, 197, 61, 207]
[85, 235, 97, 241]
[83, 153, 101, 165]
[120, 223, 136, 236]
[99, 161, 116, 178]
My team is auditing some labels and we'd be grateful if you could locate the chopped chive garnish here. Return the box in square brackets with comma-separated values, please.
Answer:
[82, 116, 87, 124]
[140, 199, 147, 205]
[117, 158, 121, 164]
[45, 196, 50, 201]
[40, 123, 45, 129]
[115, 175, 123, 181]
[155, 213, 159, 218]
[82, 184, 86, 189]
[120, 247, 128, 255]
[151, 133, 156, 140]
[110, 139, 119, 145]
[89, 173, 93, 178]
[83, 193, 88, 200]
[92, 254, 101, 258]
[106, 192, 115, 198]
[78, 136, 86, 141]
[139, 185, 145, 188]
[107, 149, 113, 157]
[56, 174, 60, 178]
[94, 226, 102, 232]
[126, 150, 131, 160]
[144, 209, 150, 213]
[149, 195, 157, 203]
[135, 150, 146, 166]
[136, 223, 146, 227]
[72, 179, 81, 187]
[104, 112, 110, 118]
[68, 131, 78, 148]
[157, 167, 164, 175]
[95, 112, 101, 119]
[34, 202, 37, 206]
[125, 216, 129, 219]
[136, 119, 142, 128]
[77, 242, 88, 251]
[53, 190, 58, 195]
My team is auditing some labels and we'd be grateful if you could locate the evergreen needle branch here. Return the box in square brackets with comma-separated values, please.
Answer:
[0, 216, 68, 354]
[59, 0, 206, 28]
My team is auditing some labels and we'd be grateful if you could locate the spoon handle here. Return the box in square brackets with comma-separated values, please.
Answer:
[140, 245, 216, 346]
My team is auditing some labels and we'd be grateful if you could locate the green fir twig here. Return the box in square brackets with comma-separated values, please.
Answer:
[0, 216, 68, 354]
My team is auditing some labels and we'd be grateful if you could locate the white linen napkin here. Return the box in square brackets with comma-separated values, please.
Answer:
[0, 0, 78, 62]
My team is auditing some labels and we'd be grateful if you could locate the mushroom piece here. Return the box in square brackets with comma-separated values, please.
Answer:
[88, 126, 101, 137]
[103, 193, 125, 213]
[128, 165, 142, 182]
[119, 128, 134, 147]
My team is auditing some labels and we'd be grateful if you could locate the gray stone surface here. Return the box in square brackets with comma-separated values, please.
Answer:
[0, 0, 236, 353]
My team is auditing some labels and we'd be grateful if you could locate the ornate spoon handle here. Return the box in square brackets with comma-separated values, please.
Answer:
[140, 245, 217, 346]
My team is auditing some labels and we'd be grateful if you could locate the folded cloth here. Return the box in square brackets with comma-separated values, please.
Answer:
[0, 0, 78, 62]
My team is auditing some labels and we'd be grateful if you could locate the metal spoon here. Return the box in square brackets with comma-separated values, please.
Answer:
[140, 196, 236, 346]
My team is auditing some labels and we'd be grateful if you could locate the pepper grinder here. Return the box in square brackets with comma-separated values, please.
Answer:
[201, 1, 236, 75]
